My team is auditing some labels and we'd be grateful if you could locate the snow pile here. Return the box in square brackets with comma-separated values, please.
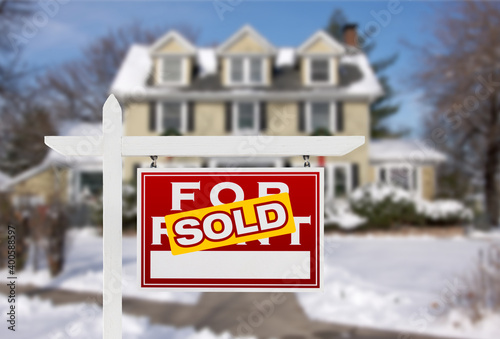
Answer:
[110, 44, 151, 97]
[197, 48, 217, 77]
[0, 228, 201, 305]
[325, 198, 366, 230]
[276, 47, 295, 67]
[1, 296, 254, 338]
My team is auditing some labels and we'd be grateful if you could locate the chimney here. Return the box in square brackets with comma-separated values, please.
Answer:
[342, 24, 358, 47]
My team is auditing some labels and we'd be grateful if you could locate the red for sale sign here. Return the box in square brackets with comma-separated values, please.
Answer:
[137, 168, 323, 291]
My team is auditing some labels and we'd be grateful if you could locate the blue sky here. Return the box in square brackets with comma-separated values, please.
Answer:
[16, 0, 439, 136]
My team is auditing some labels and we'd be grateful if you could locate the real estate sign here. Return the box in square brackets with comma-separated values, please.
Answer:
[137, 168, 323, 291]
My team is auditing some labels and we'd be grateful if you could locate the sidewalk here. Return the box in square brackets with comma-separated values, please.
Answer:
[0, 284, 454, 339]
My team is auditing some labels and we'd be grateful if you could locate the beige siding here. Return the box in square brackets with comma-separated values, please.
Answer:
[368, 166, 377, 183]
[303, 39, 336, 53]
[421, 166, 436, 200]
[157, 39, 190, 53]
[301, 58, 308, 84]
[225, 32, 267, 53]
[124, 103, 156, 137]
[266, 102, 302, 136]
[10, 168, 69, 204]
[190, 103, 226, 136]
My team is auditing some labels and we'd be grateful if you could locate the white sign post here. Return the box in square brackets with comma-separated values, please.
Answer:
[44, 95, 365, 339]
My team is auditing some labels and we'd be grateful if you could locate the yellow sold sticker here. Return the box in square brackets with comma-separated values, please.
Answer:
[165, 193, 296, 255]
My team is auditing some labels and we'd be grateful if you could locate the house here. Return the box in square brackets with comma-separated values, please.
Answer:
[4, 24, 445, 217]
[4, 123, 102, 216]
[111, 24, 444, 201]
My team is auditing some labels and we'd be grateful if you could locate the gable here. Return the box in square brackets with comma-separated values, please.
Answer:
[298, 31, 345, 55]
[150, 31, 196, 55]
[217, 25, 276, 55]
[304, 38, 341, 54]
[157, 38, 191, 53]
[225, 32, 268, 54]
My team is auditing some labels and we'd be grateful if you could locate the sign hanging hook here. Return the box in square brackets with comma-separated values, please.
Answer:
[303, 155, 310, 167]
[150, 156, 158, 168]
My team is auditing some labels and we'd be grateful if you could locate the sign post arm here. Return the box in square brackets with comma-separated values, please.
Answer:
[102, 94, 123, 339]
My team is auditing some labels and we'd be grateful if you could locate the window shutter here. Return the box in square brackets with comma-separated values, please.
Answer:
[380, 168, 386, 183]
[148, 102, 156, 132]
[351, 163, 359, 190]
[412, 167, 418, 191]
[336, 102, 344, 132]
[187, 102, 195, 132]
[298, 102, 305, 132]
[260, 102, 267, 131]
[225, 102, 232, 132]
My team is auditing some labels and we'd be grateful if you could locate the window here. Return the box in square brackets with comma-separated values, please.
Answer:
[390, 167, 410, 190]
[334, 167, 348, 198]
[79, 171, 102, 196]
[306, 102, 335, 133]
[325, 163, 351, 199]
[230, 58, 244, 83]
[310, 102, 330, 132]
[377, 165, 419, 194]
[310, 58, 330, 83]
[228, 57, 265, 85]
[156, 102, 186, 134]
[233, 102, 259, 133]
[249, 58, 263, 83]
[162, 57, 182, 83]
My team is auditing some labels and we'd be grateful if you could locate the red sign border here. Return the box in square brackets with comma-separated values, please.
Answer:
[137, 168, 324, 291]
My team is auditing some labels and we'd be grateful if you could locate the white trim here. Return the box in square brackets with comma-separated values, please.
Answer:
[232, 101, 260, 134]
[149, 30, 196, 55]
[156, 56, 188, 86]
[305, 101, 337, 133]
[306, 57, 335, 86]
[297, 30, 345, 56]
[156, 101, 188, 134]
[227, 57, 267, 86]
[216, 25, 277, 55]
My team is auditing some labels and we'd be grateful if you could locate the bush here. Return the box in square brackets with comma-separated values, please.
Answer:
[350, 184, 424, 229]
[349, 184, 471, 229]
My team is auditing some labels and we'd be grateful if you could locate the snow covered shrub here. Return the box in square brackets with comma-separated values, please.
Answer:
[417, 199, 473, 225]
[349, 184, 424, 229]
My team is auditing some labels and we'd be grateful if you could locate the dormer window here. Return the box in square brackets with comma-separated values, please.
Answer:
[162, 57, 182, 83]
[228, 57, 265, 85]
[310, 58, 330, 83]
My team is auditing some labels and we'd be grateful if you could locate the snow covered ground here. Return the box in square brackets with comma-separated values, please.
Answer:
[1, 228, 201, 304]
[1, 228, 499, 338]
[298, 236, 499, 339]
[0, 296, 253, 339]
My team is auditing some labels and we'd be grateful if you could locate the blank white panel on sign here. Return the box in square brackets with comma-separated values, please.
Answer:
[150, 251, 310, 279]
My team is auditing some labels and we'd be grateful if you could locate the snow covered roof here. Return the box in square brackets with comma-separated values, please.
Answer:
[370, 139, 447, 164]
[5, 122, 102, 190]
[276, 48, 295, 67]
[110, 27, 383, 101]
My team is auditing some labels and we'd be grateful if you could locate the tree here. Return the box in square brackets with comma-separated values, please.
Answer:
[325, 9, 402, 138]
[37, 23, 198, 121]
[412, 2, 500, 227]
